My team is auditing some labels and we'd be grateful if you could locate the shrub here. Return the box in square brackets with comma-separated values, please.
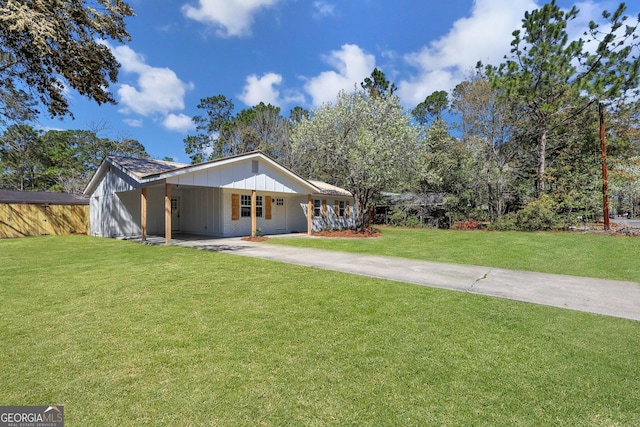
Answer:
[451, 219, 479, 230]
[515, 195, 565, 231]
[488, 213, 518, 231]
[388, 209, 422, 228]
[491, 195, 568, 231]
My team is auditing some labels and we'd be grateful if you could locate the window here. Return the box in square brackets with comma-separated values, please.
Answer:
[339, 200, 345, 217]
[256, 196, 263, 218]
[241, 195, 251, 217]
[313, 199, 321, 217]
[276, 198, 284, 206]
[240, 194, 262, 217]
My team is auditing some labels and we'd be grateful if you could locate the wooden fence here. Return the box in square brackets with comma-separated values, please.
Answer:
[0, 203, 89, 238]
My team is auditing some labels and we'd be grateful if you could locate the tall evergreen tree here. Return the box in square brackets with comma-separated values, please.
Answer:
[361, 68, 397, 99]
[485, 1, 640, 196]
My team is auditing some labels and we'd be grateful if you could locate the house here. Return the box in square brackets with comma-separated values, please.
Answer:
[0, 190, 89, 238]
[84, 151, 355, 243]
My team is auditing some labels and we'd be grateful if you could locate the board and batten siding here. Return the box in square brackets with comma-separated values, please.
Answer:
[89, 166, 140, 237]
[222, 190, 312, 236]
[310, 197, 352, 232]
[167, 158, 310, 194]
[178, 187, 223, 236]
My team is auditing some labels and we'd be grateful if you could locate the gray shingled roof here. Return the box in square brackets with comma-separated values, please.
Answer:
[109, 156, 188, 178]
[0, 190, 89, 205]
[308, 180, 353, 197]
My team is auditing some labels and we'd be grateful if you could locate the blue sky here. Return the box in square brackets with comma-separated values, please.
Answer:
[36, 0, 632, 162]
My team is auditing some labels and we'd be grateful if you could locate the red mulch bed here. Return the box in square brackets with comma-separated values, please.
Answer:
[241, 228, 381, 241]
[312, 228, 380, 238]
[241, 236, 270, 242]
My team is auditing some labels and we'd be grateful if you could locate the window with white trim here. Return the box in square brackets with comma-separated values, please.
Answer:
[339, 200, 345, 217]
[313, 199, 321, 217]
[256, 196, 263, 217]
[241, 195, 251, 217]
[240, 194, 262, 217]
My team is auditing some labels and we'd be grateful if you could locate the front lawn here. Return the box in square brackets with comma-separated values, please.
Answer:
[269, 227, 640, 282]
[1, 236, 639, 425]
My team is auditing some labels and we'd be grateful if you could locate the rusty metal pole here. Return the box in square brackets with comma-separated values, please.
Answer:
[599, 102, 610, 231]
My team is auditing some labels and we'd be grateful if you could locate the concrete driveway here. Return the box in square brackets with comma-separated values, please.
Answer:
[145, 234, 640, 321]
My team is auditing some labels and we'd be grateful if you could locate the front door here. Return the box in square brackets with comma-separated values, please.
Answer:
[275, 197, 286, 230]
[171, 197, 180, 232]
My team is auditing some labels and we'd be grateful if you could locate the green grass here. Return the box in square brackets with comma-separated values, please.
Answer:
[269, 227, 640, 282]
[1, 236, 640, 426]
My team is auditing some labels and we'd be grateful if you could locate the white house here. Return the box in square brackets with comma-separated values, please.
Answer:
[84, 151, 355, 243]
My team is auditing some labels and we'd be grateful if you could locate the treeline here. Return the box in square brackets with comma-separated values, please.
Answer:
[1, 1, 639, 230]
[181, 1, 640, 229]
[0, 124, 147, 194]
[183, 97, 308, 169]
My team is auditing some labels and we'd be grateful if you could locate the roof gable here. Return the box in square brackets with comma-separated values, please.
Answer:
[84, 151, 351, 197]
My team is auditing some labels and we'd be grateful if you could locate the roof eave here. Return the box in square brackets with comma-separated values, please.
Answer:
[83, 159, 110, 195]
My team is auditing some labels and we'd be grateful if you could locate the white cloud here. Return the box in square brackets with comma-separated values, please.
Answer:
[239, 73, 283, 106]
[182, 0, 282, 37]
[304, 44, 376, 106]
[397, 0, 538, 106]
[239, 72, 305, 107]
[163, 113, 195, 132]
[313, 1, 336, 18]
[105, 44, 194, 120]
[123, 118, 143, 128]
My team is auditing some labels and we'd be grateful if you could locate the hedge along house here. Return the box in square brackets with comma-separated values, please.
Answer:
[84, 151, 355, 244]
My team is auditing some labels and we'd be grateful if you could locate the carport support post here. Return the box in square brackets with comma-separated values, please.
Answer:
[141, 187, 147, 242]
[307, 195, 313, 235]
[165, 183, 171, 245]
[251, 190, 257, 237]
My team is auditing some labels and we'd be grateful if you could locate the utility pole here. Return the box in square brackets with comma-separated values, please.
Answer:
[599, 102, 610, 231]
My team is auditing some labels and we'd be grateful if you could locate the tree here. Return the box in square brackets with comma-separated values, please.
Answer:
[288, 106, 310, 125]
[415, 119, 478, 223]
[485, 1, 640, 196]
[361, 68, 397, 99]
[610, 156, 640, 216]
[0, 0, 135, 121]
[0, 124, 44, 190]
[412, 90, 449, 125]
[184, 95, 235, 163]
[451, 72, 518, 221]
[184, 98, 293, 165]
[223, 103, 289, 160]
[0, 82, 37, 126]
[41, 128, 147, 192]
[1, 125, 148, 193]
[291, 88, 418, 232]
